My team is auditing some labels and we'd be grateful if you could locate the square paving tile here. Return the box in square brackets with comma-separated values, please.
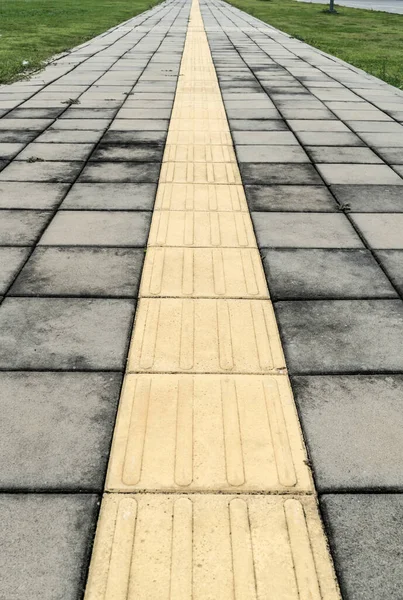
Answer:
[0, 161, 83, 182]
[39, 211, 151, 246]
[35, 130, 103, 144]
[0, 131, 37, 143]
[331, 185, 403, 212]
[245, 185, 336, 211]
[0, 182, 68, 209]
[251, 212, 361, 248]
[229, 119, 287, 131]
[276, 299, 403, 373]
[90, 143, 163, 162]
[375, 250, 403, 294]
[11, 247, 145, 297]
[49, 118, 110, 130]
[109, 119, 169, 131]
[61, 182, 156, 210]
[307, 146, 382, 164]
[240, 163, 322, 185]
[262, 249, 395, 299]
[287, 120, 350, 132]
[0, 494, 98, 600]
[237, 145, 310, 163]
[79, 162, 160, 183]
[16, 143, 94, 162]
[293, 375, 403, 491]
[317, 164, 403, 185]
[0, 210, 51, 245]
[0, 372, 122, 489]
[296, 132, 364, 146]
[0, 297, 135, 369]
[103, 131, 166, 144]
[377, 148, 403, 164]
[321, 494, 403, 600]
[0, 143, 26, 160]
[359, 132, 403, 147]
[232, 131, 298, 145]
[0, 247, 29, 293]
[351, 214, 403, 248]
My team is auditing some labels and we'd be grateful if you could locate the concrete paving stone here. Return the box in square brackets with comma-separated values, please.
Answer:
[377, 148, 403, 164]
[0, 143, 25, 159]
[0, 494, 98, 600]
[318, 164, 403, 185]
[60, 108, 117, 119]
[85, 494, 339, 600]
[0, 210, 51, 245]
[245, 184, 336, 211]
[224, 100, 275, 109]
[0, 297, 135, 370]
[79, 162, 160, 183]
[293, 375, 403, 491]
[393, 164, 403, 177]
[90, 143, 163, 162]
[0, 247, 30, 293]
[116, 108, 171, 119]
[0, 371, 122, 489]
[61, 182, 156, 210]
[6, 107, 64, 119]
[232, 131, 298, 145]
[17, 143, 94, 162]
[49, 118, 110, 131]
[0, 118, 53, 131]
[0, 160, 83, 182]
[261, 248, 395, 299]
[307, 146, 382, 164]
[375, 250, 403, 294]
[226, 108, 281, 119]
[35, 129, 103, 144]
[127, 298, 285, 374]
[237, 145, 310, 163]
[229, 119, 288, 131]
[251, 212, 361, 248]
[280, 109, 336, 120]
[11, 247, 145, 297]
[276, 299, 403, 373]
[0, 130, 37, 143]
[148, 210, 256, 248]
[106, 373, 310, 492]
[332, 109, 392, 122]
[296, 132, 364, 147]
[140, 247, 268, 298]
[39, 211, 151, 247]
[331, 184, 403, 212]
[359, 132, 403, 147]
[351, 213, 403, 248]
[287, 120, 350, 132]
[0, 181, 68, 209]
[102, 130, 167, 144]
[109, 119, 169, 131]
[320, 494, 403, 600]
[239, 163, 322, 185]
[346, 122, 403, 133]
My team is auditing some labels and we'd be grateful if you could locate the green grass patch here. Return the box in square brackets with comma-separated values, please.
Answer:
[0, 0, 163, 84]
[225, 0, 403, 89]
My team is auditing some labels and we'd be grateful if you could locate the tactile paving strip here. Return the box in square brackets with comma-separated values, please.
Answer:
[84, 0, 341, 596]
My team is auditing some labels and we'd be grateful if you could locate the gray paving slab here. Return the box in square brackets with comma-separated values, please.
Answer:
[321, 495, 403, 600]
[0, 247, 30, 293]
[0, 182, 68, 209]
[293, 375, 403, 491]
[229, 119, 288, 131]
[39, 211, 151, 246]
[0, 210, 51, 245]
[351, 213, 403, 248]
[276, 299, 403, 373]
[60, 182, 156, 210]
[307, 146, 382, 164]
[0, 371, 122, 489]
[17, 143, 94, 162]
[375, 250, 403, 294]
[377, 148, 403, 164]
[0, 297, 135, 369]
[240, 163, 322, 185]
[237, 144, 310, 163]
[90, 143, 164, 162]
[233, 131, 298, 145]
[331, 184, 403, 212]
[0, 494, 98, 600]
[318, 164, 403, 185]
[0, 161, 83, 182]
[79, 162, 160, 182]
[296, 132, 365, 146]
[0, 143, 26, 160]
[35, 129, 104, 144]
[262, 249, 396, 299]
[245, 185, 337, 211]
[11, 247, 145, 297]
[251, 212, 362, 248]
[0, 131, 37, 143]
[287, 120, 350, 132]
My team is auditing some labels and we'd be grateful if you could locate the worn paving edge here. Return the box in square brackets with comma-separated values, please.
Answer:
[84, 0, 341, 597]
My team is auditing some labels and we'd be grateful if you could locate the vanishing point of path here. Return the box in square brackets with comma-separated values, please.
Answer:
[0, 0, 403, 598]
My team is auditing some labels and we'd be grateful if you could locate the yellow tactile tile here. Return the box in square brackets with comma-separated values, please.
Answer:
[140, 247, 268, 298]
[170, 106, 227, 119]
[106, 374, 312, 492]
[168, 118, 229, 131]
[147, 211, 256, 247]
[127, 298, 285, 374]
[160, 161, 241, 184]
[84, 493, 340, 600]
[166, 129, 233, 145]
[155, 183, 247, 211]
[163, 144, 236, 163]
